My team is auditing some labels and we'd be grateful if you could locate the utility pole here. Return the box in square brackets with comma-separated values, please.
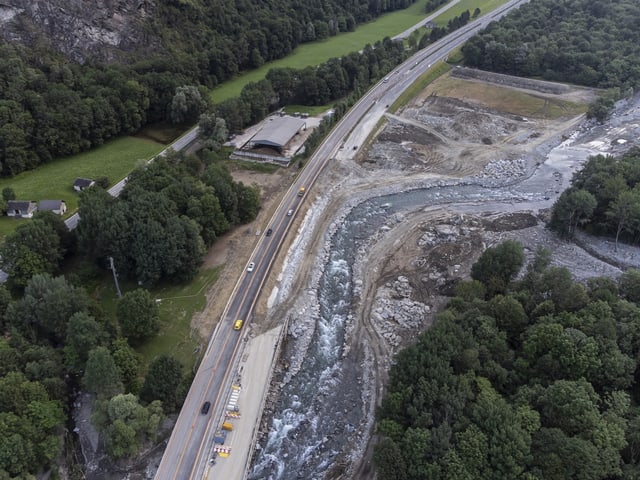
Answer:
[109, 256, 122, 298]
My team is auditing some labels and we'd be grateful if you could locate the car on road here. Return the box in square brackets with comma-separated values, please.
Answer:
[201, 401, 211, 414]
[383, 77, 389, 83]
[266, 228, 273, 236]
[287, 209, 294, 216]
[247, 262, 255, 272]
[234, 319, 244, 330]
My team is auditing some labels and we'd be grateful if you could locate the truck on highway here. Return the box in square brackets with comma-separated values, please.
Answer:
[222, 421, 233, 431]
[297, 187, 305, 197]
[213, 430, 227, 444]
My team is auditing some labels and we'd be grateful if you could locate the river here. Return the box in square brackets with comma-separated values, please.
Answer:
[248, 95, 640, 479]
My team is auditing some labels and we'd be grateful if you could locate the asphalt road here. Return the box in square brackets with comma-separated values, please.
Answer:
[155, 1, 530, 478]
[154, 119, 332, 480]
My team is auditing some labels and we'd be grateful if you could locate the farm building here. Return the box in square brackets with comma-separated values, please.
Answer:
[246, 117, 307, 153]
[6, 201, 37, 218]
[73, 178, 95, 192]
[39, 200, 67, 215]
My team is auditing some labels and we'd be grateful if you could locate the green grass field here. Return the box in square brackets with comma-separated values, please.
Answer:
[99, 266, 223, 372]
[283, 104, 332, 116]
[210, 0, 509, 103]
[0, 136, 162, 238]
[423, 75, 589, 118]
[210, 0, 432, 101]
[434, 0, 509, 26]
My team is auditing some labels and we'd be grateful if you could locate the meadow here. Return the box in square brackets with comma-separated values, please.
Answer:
[210, 0, 509, 101]
[0, 136, 162, 237]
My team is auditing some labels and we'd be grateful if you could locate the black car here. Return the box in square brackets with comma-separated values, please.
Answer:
[266, 228, 273, 236]
[201, 401, 211, 414]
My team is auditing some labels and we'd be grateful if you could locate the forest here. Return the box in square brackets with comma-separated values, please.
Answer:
[215, 8, 476, 133]
[0, 1, 482, 178]
[0, 145, 261, 476]
[462, 0, 640, 92]
[0, 269, 186, 477]
[550, 148, 640, 249]
[0, 0, 417, 177]
[374, 241, 640, 479]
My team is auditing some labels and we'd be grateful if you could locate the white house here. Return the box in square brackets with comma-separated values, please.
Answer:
[6, 200, 37, 218]
[39, 200, 67, 215]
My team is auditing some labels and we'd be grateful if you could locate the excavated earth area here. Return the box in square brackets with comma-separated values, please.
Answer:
[251, 70, 640, 480]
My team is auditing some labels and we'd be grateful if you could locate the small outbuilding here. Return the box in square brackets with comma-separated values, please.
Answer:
[73, 178, 95, 192]
[6, 200, 37, 218]
[39, 200, 67, 215]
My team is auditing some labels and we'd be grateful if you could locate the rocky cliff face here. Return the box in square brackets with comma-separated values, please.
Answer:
[0, 0, 157, 63]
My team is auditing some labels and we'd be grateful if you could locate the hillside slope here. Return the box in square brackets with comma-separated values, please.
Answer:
[0, 0, 156, 62]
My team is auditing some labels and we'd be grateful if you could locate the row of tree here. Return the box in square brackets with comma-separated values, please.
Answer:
[214, 8, 483, 134]
[462, 0, 640, 101]
[375, 240, 640, 479]
[152, 0, 416, 81]
[214, 37, 407, 132]
[550, 148, 640, 249]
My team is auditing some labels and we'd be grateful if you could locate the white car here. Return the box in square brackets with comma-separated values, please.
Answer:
[287, 209, 294, 216]
[247, 262, 255, 272]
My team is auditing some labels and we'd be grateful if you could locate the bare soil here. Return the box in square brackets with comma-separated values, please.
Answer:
[193, 165, 299, 339]
[185, 68, 640, 480]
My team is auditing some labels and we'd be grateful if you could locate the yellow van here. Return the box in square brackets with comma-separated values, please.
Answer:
[234, 319, 243, 330]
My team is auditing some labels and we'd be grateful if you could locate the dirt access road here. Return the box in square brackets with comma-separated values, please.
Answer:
[194, 68, 640, 479]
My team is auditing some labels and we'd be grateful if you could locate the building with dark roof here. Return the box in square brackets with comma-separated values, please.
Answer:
[39, 200, 67, 215]
[73, 178, 95, 192]
[6, 200, 37, 218]
[247, 117, 307, 152]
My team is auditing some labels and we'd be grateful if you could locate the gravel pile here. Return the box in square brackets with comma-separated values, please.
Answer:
[370, 276, 430, 350]
[475, 157, 526, 179]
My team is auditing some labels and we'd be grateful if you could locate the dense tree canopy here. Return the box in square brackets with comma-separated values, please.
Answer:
[550, 148, 640, 248]
[77, 154, 258, 286]
[117, 289, 160, 344]
[5, 274, 90, 344]
[0, 214, 69, 291]
[139, 355, 184, 413]
[0, 335, 67, 477]
[375, 242, 640, 479]
[462, 0, 640, 92]
[82, 346, 124, 399]
[91, 393, 163, 460]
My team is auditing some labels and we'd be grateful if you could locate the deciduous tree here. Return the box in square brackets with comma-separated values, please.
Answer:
[470, 240, 524, 297]
[117, 289, 160, 344]
[140, 355, 184, 412]
[82, 346, 123, 398]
